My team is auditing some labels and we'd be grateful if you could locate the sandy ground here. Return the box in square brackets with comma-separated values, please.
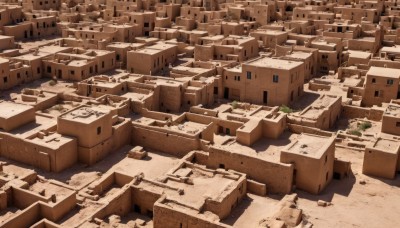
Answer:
[296, 147, 400, 228]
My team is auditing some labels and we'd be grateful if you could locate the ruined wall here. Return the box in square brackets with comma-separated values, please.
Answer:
[1, 203, 41, 228]
[208, 147, 293, 194]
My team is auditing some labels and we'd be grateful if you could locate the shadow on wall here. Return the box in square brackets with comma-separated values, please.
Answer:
[220, 196, 254, 226]
[296, 169, 356, 202]
[290, 91, 320, 110]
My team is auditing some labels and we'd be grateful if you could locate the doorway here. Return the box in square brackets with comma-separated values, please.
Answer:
[224, 87, 229, 99]
[263, 91, 268, 104]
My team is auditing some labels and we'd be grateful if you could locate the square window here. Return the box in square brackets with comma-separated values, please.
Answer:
[387, 79, 394, 85]
[372, 78, 376, 83]
[374, 90, 379, 97]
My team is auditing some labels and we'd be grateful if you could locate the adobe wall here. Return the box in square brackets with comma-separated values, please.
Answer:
[153, 198, 229, 228]
[78, 136, 113, 165]
[247, 179, 267, 196]
[363, 148, 398, 179]
[262, 117, 286, 139]
[236, 119, 263, 146]
[0, 134, 78, 172]
[1, 203, 41, 228]
[0, 105, 36, 131]
[342, 105, 383, 121]
[131, 184, 162, 215]
[92, 187, 132, 219]
[185, 112, 243, 136]
[131, 125, 201, 157]
[288, 124, 334, 137]
[204, 175, 247, 219]
[111, 118, 132, 151]
[12, 187, 49, 209]
[382, 115, 400, 136]
[30, 219, 61, 228]
[208, 147, 294, 194]
[189, 106, 219, 117]
[40, 192, 76, 221]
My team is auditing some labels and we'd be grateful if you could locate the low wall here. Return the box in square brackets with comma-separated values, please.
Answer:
[153, 198, 229, 228]
[288, 124, 333, 137]
[342, 105, 383, 121]
[131, 125, 201, 157]
[208, 147, 293, 194]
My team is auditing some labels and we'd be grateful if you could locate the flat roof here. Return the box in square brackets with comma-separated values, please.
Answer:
[38, 45, 71, 54]
[0, 102, 33, 119]
[283, 134, 333, 158]
[13, 51, 52, 61]
[384, 104, 400, 117]
[380, 46, 400, 54]
[0, 57, 8, 64]
[59, 106, 110, 124]
[245, 57, 303, 70]
[369, 138, 400, 154]
[348, 50, 372, 59]
[367, 66, 400, 79]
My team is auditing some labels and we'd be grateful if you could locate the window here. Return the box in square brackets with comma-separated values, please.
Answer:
[102, 61, 105, 68]
[37, 68, 41, 74]
[374, 90, 380, 97]
[387, 79, 394, 85]
[372, 78, 376, 83]
[97, 127, 101, 135]
[247, 71, 252, 79]
[3, 77, 7, 83]
[47, 66, 51, 73]
[17, 73, 20, 79]
[273, 74, 279, 83]
[396, 122, 400, 127]
[70, 70, 75, 75]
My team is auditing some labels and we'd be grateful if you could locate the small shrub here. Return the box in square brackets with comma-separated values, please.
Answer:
[49, 80, 57, 86]
[231, 100, 238, 109]
[279, 105, 293, 113]
[358, 121, 372, 131]
[348, 129, 362, 137]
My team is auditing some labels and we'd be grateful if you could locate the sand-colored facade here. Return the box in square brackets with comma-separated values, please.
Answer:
[0, 0, 399, 227]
